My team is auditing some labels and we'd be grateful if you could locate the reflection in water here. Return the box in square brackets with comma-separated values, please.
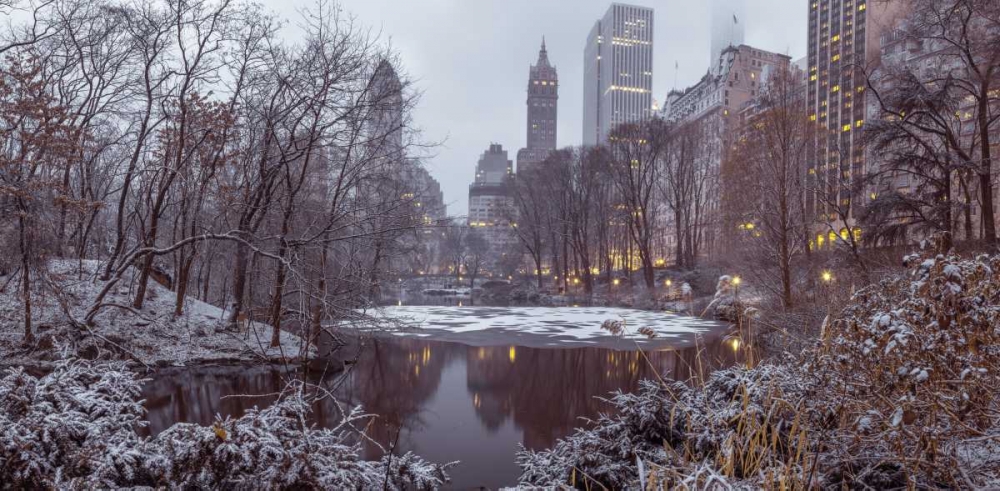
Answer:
[141, 336, 741, 488]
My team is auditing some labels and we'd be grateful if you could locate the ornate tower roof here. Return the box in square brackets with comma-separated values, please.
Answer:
[530, 38, 557, 81]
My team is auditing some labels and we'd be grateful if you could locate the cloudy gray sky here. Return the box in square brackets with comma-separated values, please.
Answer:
[261, 0, 807, 216]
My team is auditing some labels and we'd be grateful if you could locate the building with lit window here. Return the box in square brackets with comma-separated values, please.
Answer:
[517, 39, 559, 173]
[866, 19, 1000, 244]
[468, 144, 517, 251]
[583, 3, 654, 145]
[805, 0, 907, 249]
[662, 44, 792, 257]
[366, 61, 450, 274]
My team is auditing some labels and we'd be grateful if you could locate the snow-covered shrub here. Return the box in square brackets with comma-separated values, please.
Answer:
[516, 364, 815, 489]
[0, 359, 453, 489]
[517, 251, 1000, 489]
[812, 250, 1000, 487]
[0, 359, 150, 488]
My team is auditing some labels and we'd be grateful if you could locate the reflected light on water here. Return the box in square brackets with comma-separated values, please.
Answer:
[139, 336, 742, 489]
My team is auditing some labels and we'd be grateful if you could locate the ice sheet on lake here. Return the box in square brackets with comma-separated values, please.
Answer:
[369, 306, 720, 343]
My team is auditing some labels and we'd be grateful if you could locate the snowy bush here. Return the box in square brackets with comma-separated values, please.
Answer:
[812, 250, 1000, 488]
[517, 251, 1000, 489]
[516, 364, 815, 489]
[0, 359, 453, 489]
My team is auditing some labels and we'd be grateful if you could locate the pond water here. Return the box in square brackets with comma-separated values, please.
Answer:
[140, 308, 739, 489]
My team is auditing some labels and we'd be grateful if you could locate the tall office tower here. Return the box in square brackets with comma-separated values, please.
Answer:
[516, 39, 559, 173]
[709, 0, 746, 74]
[805, 0, 907, 248]
[583, 3, 654, 145]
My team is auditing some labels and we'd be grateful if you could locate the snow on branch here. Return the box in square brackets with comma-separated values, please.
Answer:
[0, 359, 454, 489]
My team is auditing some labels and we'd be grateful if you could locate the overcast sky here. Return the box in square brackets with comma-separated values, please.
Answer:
[261, 0, 807, 216]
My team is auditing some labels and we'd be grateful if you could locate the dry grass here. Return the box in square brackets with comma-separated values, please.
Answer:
[518, 248, 1000, 490]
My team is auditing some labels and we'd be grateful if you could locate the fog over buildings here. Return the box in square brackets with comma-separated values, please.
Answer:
[259, 0, 806, 216]
[710, 0, 747, 74]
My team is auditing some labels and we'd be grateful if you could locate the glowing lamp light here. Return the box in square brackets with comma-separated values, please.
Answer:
[665, 279, 673, 287]
[822, 270, 834, 283]
[613, 279, 621, 286]
[732, 276, 742, 287]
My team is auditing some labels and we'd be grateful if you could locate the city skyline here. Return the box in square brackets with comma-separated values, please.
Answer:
[260, 0, 807, 216]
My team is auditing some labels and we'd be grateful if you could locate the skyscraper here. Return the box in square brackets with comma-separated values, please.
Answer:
[709, 0, 746, 74]
[468, 144, 517, 250]
[583, 3, 654, 146]
[370, 60, 404, 156]
[805, 0, 907, 246]
[516, 39, 558, 173]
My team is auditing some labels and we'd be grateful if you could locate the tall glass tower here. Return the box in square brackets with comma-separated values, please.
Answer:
[583, 3, 654, 145]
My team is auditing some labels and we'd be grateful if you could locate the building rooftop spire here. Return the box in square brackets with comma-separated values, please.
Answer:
[537, 37, 550, 67]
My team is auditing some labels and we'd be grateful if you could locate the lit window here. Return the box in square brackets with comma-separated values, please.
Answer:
[855, 119, 864, 128]
[859, 3, 866, 11]
[843, 124, 851, 132]
[832, 85, 841, 92]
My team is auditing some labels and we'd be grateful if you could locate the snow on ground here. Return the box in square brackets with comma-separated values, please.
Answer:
[364, 306, 725, 349]
[0, 259, 312, 367]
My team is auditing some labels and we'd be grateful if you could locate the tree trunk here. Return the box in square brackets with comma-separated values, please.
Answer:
[19, 213, 33, 345]
[227, 240, 250, 330]
[269, 235, 290, 348]
[174, 253, 195, 318]
[978, 95, 996, 246]
[133, 253, 154, 309]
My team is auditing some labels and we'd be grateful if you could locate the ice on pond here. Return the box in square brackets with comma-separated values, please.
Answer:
[363, 306, 724, 348]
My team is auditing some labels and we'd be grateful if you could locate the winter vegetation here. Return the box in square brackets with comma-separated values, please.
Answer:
[515, 248, 1000, 489]
[0, 0, 440, 356]
[0, 358, 454, 488]
[0, 0, 454, 482]
[1, 0, 999, 487]
[0, 260, 312, 366]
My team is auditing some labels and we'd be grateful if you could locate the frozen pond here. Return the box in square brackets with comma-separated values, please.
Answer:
[142, 308, 738, 489]
[364, 305, 726, 349]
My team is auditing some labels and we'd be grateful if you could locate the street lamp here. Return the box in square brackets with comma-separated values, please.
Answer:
[821, 270, 834, 283]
